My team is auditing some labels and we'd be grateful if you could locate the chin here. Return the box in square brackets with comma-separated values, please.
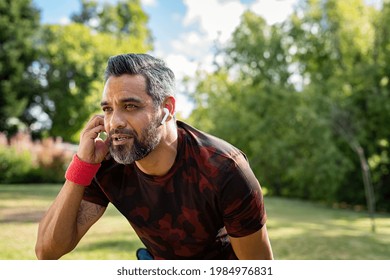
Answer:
[110, 146, 133, 165]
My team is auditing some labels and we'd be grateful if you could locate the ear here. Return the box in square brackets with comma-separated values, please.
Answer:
[163, 96, 176, 116]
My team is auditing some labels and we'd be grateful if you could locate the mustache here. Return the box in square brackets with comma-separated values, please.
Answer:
[108, 128, 138, 138]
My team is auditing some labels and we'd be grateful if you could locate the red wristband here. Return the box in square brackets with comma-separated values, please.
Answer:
[65, 154, 101, 186]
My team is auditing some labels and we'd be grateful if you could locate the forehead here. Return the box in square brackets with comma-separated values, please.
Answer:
[102, 74, 150, 103]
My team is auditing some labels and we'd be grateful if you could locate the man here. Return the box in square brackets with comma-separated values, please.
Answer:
[35, 53, 273, 260]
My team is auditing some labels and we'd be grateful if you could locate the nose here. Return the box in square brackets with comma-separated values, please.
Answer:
[108, 110, 126, 130]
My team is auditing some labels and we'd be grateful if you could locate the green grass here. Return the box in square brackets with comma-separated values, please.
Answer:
[0, 184, 389, 260]
[266, 198, 390, 259]
[0, 184, 142, 260]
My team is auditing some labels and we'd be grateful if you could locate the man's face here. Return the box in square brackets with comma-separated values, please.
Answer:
[101, 74, 161, 164]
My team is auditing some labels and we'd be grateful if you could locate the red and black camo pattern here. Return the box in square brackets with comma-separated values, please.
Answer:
[83, 121, 267, 259]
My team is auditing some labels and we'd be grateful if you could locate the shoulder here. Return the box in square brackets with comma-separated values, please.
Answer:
[178, 121, 248, 161]
[177, 121, 250, 174]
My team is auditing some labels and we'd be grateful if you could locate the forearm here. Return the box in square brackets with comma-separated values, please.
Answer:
[35, 180, 85, 259]
[36, 114, 108, 259]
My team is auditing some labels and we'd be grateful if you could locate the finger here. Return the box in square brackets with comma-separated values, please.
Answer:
[93, 115, 104, 127]
[91, 125, 105, 138]
[95, 138, 110, 160]
[95, 138, 109, 150]
[83, 124, 105, 140]
[85, 115, 104, 130]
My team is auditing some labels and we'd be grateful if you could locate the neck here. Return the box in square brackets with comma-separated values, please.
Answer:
[135, 121, 178, 176]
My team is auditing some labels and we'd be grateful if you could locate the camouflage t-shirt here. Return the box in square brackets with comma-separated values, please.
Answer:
[83, 121, 267, 259]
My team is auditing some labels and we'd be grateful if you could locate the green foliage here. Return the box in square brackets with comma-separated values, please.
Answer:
[189, 2, 390, 211]
[0, 145, 67, 183]
[0, 0, 40, 133]
[190, 11, 350, 203]
[71, 0, 152, 47]
[0, 146, 33, 183]
[32, 23, 101, 141]
[289, 0, 389, 211]
[0, 132, 73, 183]
[368, 1, 390, 211]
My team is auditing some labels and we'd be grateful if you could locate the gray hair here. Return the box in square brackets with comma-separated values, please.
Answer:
[104, 53, 176, 106]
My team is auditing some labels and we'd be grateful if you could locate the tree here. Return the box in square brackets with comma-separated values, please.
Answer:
[189, 11, 350, 202]
[71, 0, 152, 48]
[0, 0, 40, 134]
[189, 1, 390, 213]
[289, 0, 390, 213]
[367, 0, 390, 212]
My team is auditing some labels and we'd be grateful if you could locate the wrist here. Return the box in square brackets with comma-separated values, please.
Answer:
[65, 154, 101, 186]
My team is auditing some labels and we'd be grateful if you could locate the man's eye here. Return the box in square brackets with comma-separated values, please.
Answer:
[125, 104, 137, 110]
[102, 107, 112, 112]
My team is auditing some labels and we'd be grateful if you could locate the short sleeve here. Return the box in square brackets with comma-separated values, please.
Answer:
[219, 154, 267, 238]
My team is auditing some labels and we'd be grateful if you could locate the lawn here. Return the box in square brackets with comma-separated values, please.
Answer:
[0, 184, 389, 260]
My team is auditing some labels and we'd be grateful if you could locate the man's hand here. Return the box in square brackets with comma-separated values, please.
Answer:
[77, 115, 109, 164]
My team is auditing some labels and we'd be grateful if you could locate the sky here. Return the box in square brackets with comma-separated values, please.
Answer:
[31, 0, 382, 116]
[32, 0, 299, 116]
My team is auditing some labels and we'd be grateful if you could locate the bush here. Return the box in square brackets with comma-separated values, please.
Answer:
[0, 147, 34, 183]
[0, 131, 75, 183]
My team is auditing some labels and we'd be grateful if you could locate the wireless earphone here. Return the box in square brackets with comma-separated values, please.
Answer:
[160, 107, 170, 125]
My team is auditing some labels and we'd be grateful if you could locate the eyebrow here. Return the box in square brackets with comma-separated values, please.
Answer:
[100, 97, 143, 107]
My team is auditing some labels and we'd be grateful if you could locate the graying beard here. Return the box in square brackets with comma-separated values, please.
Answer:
[109, 118, 160, 165]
